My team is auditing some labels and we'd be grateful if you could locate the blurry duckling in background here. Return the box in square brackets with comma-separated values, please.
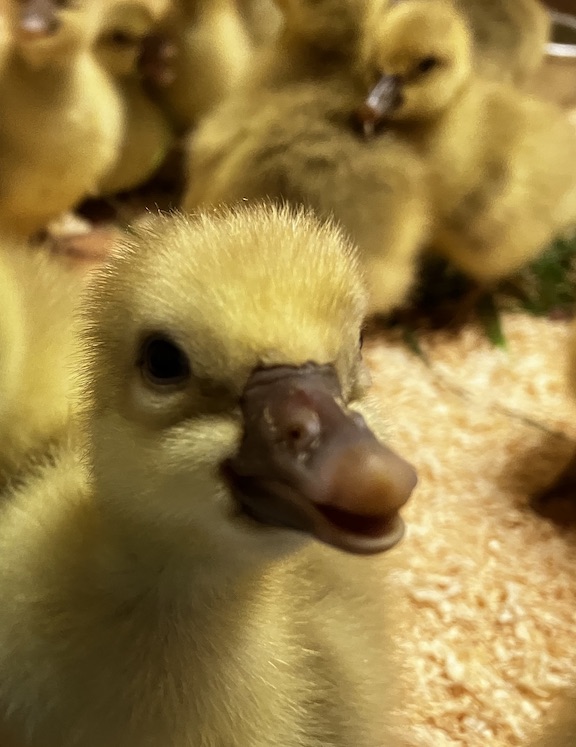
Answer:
[357, 0, 576, 290]
[145, 0, 253, 134]
[0, 242, 83, 492]
[0, 205, 417, 747]
[253, 0, 547, 91]
[455, 0, 549, 86]
[95, 0, 175, 196]
[184, 79, 430, 318]
[183, 0, 432, 319]
[0, 0, 124, 240]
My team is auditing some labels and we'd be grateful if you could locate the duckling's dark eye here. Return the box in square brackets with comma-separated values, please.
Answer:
[416, 56, 439, 74]
[140, 334, 191, 386]
[107, 30, 139, 48]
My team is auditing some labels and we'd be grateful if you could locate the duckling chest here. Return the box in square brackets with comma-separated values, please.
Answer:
[16, 582, 390, 747]
[0, 57, 124, 200]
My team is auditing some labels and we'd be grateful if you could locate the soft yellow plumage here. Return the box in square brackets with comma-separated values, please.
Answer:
[0, 242, 83, 491]
[359, 0, 576, 283]
[0, 0, 123, 239]
[0, 205, 415, 747]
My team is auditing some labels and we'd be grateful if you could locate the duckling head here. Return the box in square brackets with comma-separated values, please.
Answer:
[96, 0, 171, 78]
[79, 205, 417, 564]
[357, 0, 472, 132]
[10, 0, 104, 67]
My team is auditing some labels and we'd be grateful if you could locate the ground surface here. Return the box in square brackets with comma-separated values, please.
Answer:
[365, 314, 576, 745]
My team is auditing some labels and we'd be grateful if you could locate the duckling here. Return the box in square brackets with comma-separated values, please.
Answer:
[0, 205, 417, 747]
[455, 0, 550, 86]
[254, 0, 547, 89]
[184, 76, 430, 317]
[146, 0, 253, 134]
[0, 242, 83, 491]
[95, 0, 175, 195]
[356, 0, 576, 287]
[0, 0, 124, 240]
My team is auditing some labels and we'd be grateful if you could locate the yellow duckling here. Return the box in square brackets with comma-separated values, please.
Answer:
[357, 0, 576, 286]
[95, 0, 175, 195]
[0, 205, 417, 747]
[147, 0, 253, 134]
[0, 0, 124, 240]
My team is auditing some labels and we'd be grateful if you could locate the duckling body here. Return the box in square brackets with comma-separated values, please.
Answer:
[95, 0, 174, 195]
[0, 0, 124, 239]
[0, 244, 82, 491]
[0, 206, 416, 747]
[184, 77, 430, 316]
[359, 0, 576, 284]
[422, 84, 576, 282]
[149, 0, 253, 134]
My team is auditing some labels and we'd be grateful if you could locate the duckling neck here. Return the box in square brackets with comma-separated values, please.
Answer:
[7, 40, 90, 81]
[398, 79, 476, 145]
[87, 480, 300, 607]
[0, 48, 101, 145]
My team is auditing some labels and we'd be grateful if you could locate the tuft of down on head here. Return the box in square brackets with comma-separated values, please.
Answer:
[360, 0, 473, 120]
[77, 204, 371, 559]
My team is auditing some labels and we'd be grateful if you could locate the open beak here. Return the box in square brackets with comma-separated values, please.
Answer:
[223, 362, 417, 555]
[356, 74, 402, 138]
[18, 0, 60, 39]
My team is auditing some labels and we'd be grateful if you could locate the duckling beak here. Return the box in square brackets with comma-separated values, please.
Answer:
[223, 363, 417, 555]
[139, 33, 178, 88]
[18, 0, 59, 38]
[357, 75, 402, 138]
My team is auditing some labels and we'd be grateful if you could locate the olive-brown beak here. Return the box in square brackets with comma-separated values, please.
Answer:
[223, 363, 417, 555]
[18, 0, 59, 39]
[356, 74, 402, 138]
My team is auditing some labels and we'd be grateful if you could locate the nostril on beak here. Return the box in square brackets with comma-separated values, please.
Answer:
[279, 406, 322, 453]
